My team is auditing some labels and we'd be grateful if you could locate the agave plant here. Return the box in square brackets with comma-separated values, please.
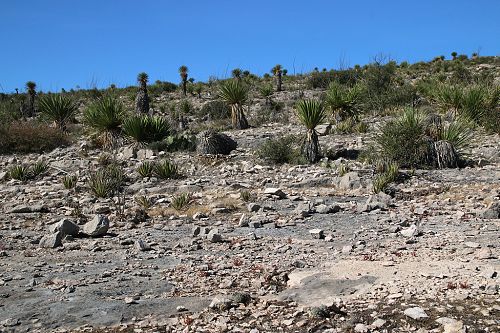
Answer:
[123, 115, 170, 144]
[135, 72, 150, 114]
[218, 80, 249, 130]
[179, 65, 188, 96]
[8, 164, 30, 181]
[38, 94, 78, 131]
[153, 159, 179, 179]
[83, 96, 125, 148]
[271, 65, 283, 92]
[296, 99, 326, 163]
[136, 161, 154, 178]
[88, 164, 124, 198]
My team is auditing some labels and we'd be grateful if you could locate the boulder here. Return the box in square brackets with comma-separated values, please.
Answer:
[50, 219, 79, 237]
[39, 231, 63, 248]
[83, 215, 109, 237]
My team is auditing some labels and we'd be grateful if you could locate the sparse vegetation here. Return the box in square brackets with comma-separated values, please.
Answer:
[153, 160, 180, 179]
[62, 175, 78, 189]
[38, 94, 78, 131]
[123, 115, 170, 144]
[88, 164, 125, 198]
[83, 96, 125, 147]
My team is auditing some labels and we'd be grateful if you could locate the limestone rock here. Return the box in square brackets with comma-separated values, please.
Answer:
[83, 215, 109, 237]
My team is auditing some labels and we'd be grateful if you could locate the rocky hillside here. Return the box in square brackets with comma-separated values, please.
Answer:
[0, 56, 499, 332]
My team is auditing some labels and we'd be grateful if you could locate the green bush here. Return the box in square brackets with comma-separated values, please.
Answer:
[123, 115, 170, 144]
[171, 193, 192, 211]
[88, 164, 125, 198]
[198, 100, 231, 120]
[257, 135, 305, 165]
[375, 108, 430, 168]
[325, 82, 362, 121]
[149, 133, 197, 152]
[62, 175, 78, 189]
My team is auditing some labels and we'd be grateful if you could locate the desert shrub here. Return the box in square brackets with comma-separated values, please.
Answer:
[252, 101, 287, 126]
[372, 161, 399, 193]
[0, 121, 70, 154]
[335, 118, 368, 134]
[198, 100, 231, 120]
[240, 190, 256, 202]
[149, 81, 177, 96]
[376, 108, 473, 168]
[84, 96, 125, 147]
[325, 82, 363, 121]
[257, 135, 305, 165]
[375, 108, 430, 168]
[38, 94, 78, 131]
[307, 69, 360, 89]
[123, 115, 170, 144]
[137, 161, 155, 178]
[153, 160, 179, 179]
[149, 133, 197, 152]
[62, 175, 78, 189]
[88, 164, 125, 198]
[171, 193, 192, 211]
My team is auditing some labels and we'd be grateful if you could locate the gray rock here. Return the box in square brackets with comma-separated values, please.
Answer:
[263, 187, 287, 199]
[315, 204, 341, 214]
[248, 221, 262, 229]
[137, 149, 155, 159]
[481, 202, 500, 219]
[192, 226, 201, 237]
[192, 212, 207, 220]
[39, 231, 63, 248]
[247, 203, 261, 212]
[135, 240, 151, 251]
[120, 146, 137, 159]
[309, 229, 324, 239]
[209, 296, 233, 310]
[238, 214, 249, 227]
[207, 229, 222, 243]
[50, 219, 79, 237]
[83, 215, 109, 237]
[342, 245, 353, 253]
[404, 307, 428, 320]
[335, 172, 362, 190]
[400, 224, 419, 238]
[8, 204, 49, 214]
[0, 171, 7, 180]
[294, 202, 313, 217]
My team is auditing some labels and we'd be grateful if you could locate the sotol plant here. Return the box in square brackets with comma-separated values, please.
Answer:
[296, 99, 326, 163]
[123, 115, 170, 144]
[83, 96, 125, 148]
[153, 160, 179, 179]
[218, 80, 249, 130]
[136, 161, 155, 178]
[38, 94, 78, 131]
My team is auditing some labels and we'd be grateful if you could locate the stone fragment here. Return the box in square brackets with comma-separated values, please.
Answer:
[247, 203, 261, 212]
[238, 214, 249, 227]
[309, 229, 324, 239]
[404, 307, 428, 320]
[481, 202, 500, 219]
[39, 232, 63, 248]
[135, 240, 151, 251]
[263, 187, 287, 199]
[209, 296, 233, 310]
[207, 229, 222, 243]
[50, 219, 79, 237]
[83, 215, 109, 237]
[400, 224, 419, 238]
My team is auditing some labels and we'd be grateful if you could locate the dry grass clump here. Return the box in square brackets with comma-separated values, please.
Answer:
[0, 121, 70, 154]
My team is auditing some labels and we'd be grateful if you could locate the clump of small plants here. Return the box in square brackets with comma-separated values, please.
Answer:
[88, 163, 125, 198]
[7, 160, 49, 181]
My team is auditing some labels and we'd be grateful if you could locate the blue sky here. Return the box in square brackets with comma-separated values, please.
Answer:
[1, 0, 498, 92]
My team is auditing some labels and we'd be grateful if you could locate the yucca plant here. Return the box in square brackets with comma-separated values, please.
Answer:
[436, 118, 474, 159]
[231, 68, 242, 80]
[459, 85, 488, 123]
[271, 64, 283, 92]
[179, 65, 188, 96]
[135, 72, 150, 114]
[259, 84, 274, 105]
[8, 164, 30, 181]
[25, 81, 37, 117]
[38, 94, 78, 131]
[153, 160, 179, 179]
[136, 161, 154, 178]
[296, 99, 326, 163]
[218, 80, 249, 129]
[62, 175, 78, 189]
[123, 115, 170, 144]
[171, 192, 191, 211]
[83, 96, 125, 148]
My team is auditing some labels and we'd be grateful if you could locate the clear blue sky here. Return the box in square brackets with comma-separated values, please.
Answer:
[1, 0, 499, 93]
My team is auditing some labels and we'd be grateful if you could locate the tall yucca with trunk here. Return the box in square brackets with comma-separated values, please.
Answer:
[218, 80, 249, 130]
[135, 72, 150, 114]
[25, 81, 37, 117]
[296, 99, 326, 163]
[271, 64, 283, 92]
[179, 65, 188, 96]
